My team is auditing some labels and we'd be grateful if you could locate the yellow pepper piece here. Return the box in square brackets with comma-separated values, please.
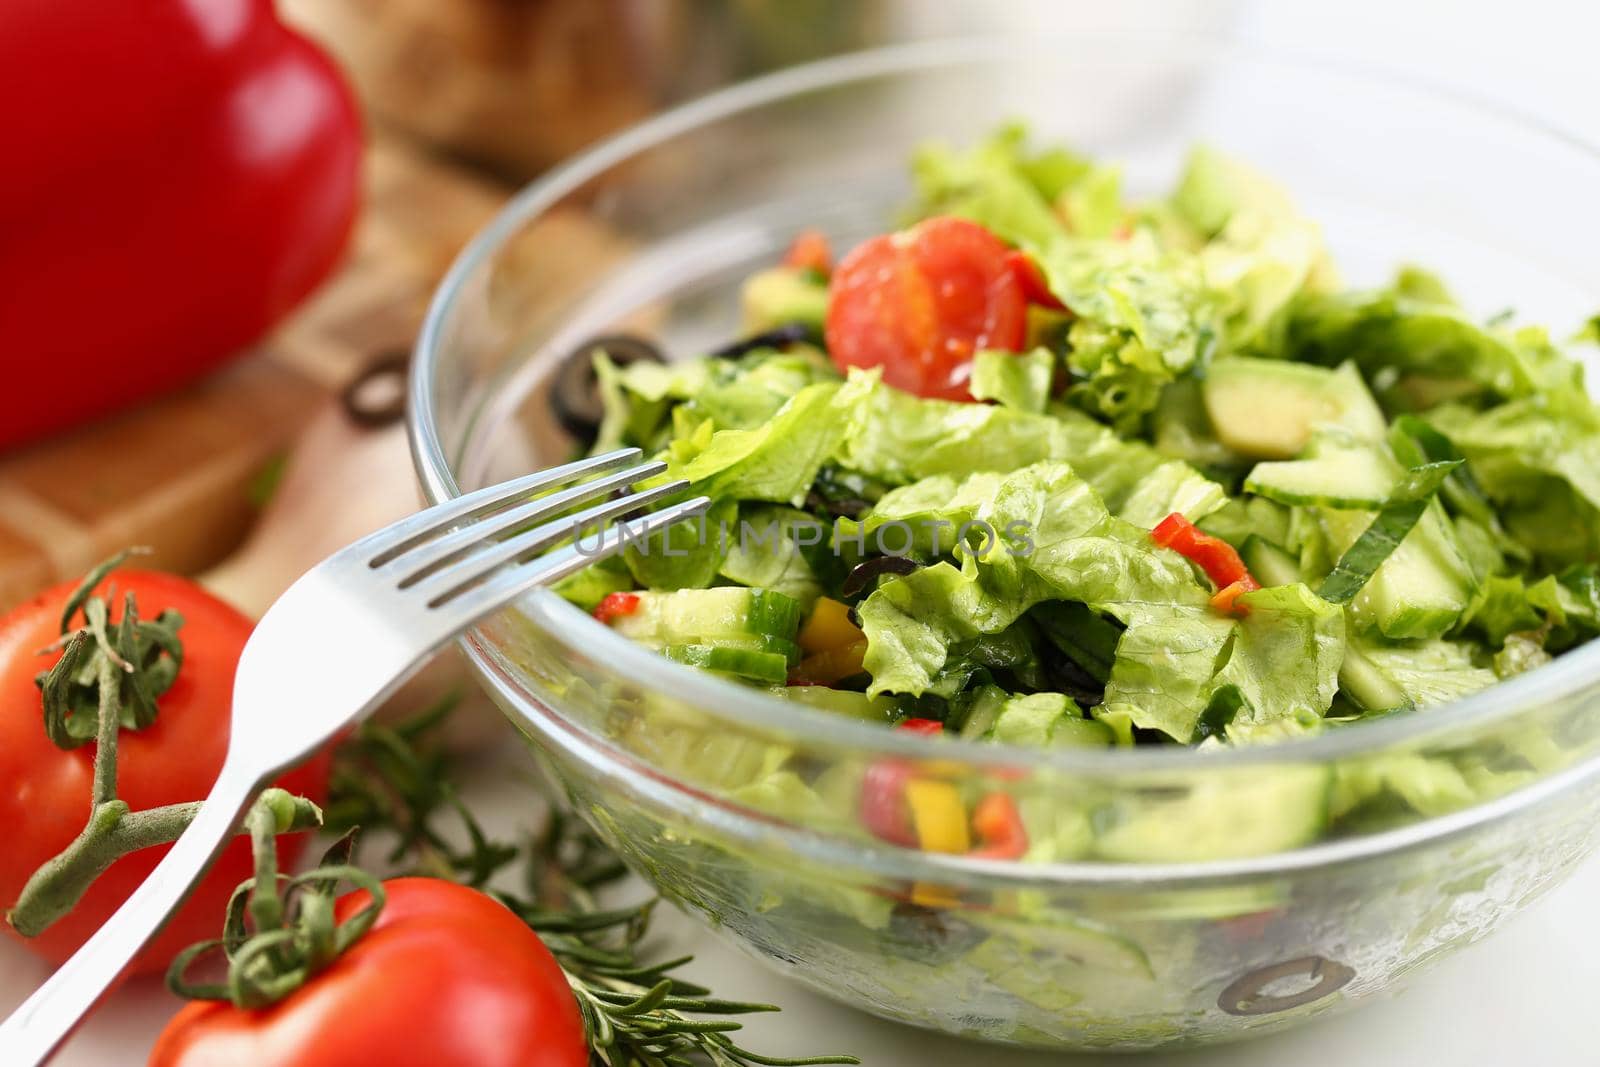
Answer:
[792, 639, 867, 685]
[904, 779, 971, 854]
[909, 882, 961, 909]
[798, 597, 865, 654]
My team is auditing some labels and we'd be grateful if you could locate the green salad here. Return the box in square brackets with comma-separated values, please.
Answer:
[558, 124, 1600, 758]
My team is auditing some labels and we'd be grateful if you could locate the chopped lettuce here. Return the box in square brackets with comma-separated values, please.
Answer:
[855, 462, 1344, 741]
[669, 380, 854, 505]
[1426, 399, 1600, 565]
[569, 125, 1600, 822]
[1282, 276, 1589, 411]
[1039, 236, 1214, 431]
[970, 348, 1055, 413]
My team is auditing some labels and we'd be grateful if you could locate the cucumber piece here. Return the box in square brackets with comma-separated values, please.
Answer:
[1321, 503, 1475, 639]
[662, 644, 790, 684]
[610, 588, 801, 647]
[740, 267, 828, 333]
[1093, 766, 1331, 862]
[1318, 460, 1460, 604]
[1338, 640, 1410, 712]
[715, 633, 802, 665]
[773, 686, 898, 723]
[955, 684, 1008, 741]
[1241, 535, 1302, 587]
[1203, 357, 1385, 459]
[1244, 432, 1395, 509]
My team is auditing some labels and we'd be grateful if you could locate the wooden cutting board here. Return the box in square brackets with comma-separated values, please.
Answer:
[0, 135, 512, 612]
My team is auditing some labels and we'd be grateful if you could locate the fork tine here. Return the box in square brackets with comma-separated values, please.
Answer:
[407, 477, 698, 607]
[381, 459, 668, 586]
[362, 447, 644, 567]
[432, 495, 711, 631]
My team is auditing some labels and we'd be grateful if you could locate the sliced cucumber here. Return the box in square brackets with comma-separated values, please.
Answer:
[1338, 640, 1410, 712]
[740, 267, 828, 333]
[1241, 535, 1302, 587]
[1317, 460, 1459, 605]
[772, 686, 898, 723]
[1321, 503, 1475, 640]
[662, 644, 789, 684]
[1202, 357, 1385, 459]
[1093, 766, 1331, 862]
[955, 684, 1008, 741]
[609, 587, 801, 647]
[1244, 432, 1395, 509]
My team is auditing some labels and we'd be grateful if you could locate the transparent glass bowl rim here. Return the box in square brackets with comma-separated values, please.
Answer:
[409, 32, 1600, 783]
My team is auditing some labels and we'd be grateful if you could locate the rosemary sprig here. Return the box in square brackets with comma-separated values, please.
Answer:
[327, 705, 857, 1067]
[321, 693, 517, 886]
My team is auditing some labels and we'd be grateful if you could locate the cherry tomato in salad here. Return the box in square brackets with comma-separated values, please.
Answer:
[1004, 250, 1066, 311]
[149, 878, 588, 1067]
[0, 571, 331, 973]
[825, 216, 1027, 400]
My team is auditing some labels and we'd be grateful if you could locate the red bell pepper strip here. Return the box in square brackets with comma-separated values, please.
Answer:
[592, 592, 641, 625]
[0, 1, 363, 448]
[1151, 513, 1260, 611]
[968, 793, 1028, 860]
[1005, 250, 1067, 311]
[1209, 580, 1256, 618]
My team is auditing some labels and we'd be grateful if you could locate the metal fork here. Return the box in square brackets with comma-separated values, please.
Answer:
[0, 447, 707, 1065]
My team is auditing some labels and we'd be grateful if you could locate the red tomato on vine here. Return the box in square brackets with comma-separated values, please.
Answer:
[149, 878, 588, 1067]
[0, 570, 330, 974]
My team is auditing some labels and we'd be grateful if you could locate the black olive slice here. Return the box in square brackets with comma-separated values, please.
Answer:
[551, 333, 667, 442]
[840, 555, 922, 598]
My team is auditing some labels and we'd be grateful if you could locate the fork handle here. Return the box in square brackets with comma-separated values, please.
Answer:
[0, 761, 262, 1066]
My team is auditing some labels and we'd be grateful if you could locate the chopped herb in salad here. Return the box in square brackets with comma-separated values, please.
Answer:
[557, 124, 1600, 751]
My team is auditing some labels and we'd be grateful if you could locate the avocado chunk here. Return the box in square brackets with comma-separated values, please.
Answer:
[1203, 357, 1385, 459]
[740, 267, 828, 333]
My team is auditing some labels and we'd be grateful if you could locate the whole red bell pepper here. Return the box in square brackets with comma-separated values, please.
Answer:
[0, 0, 362, 449]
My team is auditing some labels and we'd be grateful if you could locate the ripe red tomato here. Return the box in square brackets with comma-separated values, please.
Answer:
[0, 571, 330, 974]
[825, 216, 1027, 400]
[149, 878, 588, 1067]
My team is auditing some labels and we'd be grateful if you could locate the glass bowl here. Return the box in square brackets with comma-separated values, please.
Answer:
[410, 36, 1600, 1050]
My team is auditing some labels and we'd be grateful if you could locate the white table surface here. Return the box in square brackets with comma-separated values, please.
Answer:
[10, 1, 1600, 1062]
[7, 737, 1600, 1067]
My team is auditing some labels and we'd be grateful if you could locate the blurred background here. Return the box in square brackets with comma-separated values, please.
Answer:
[1, 0, 1593, 612]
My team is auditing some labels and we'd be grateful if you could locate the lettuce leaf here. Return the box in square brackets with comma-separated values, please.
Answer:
[909, 123, 1123, 247]
[669, 380, 856, 505]
[969, 348, 1054, 413]
[1426, 399, 1600, 565]
[833, 370, 1223, 523]
[1169, 145, 1330, 351]
[854, 462, 1345, 740]
[1037, 235, 1215, 431]
[1283, 278, 1589, 410]
[1357, 639, 1498, 708]
[718, 505, 824, 607]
